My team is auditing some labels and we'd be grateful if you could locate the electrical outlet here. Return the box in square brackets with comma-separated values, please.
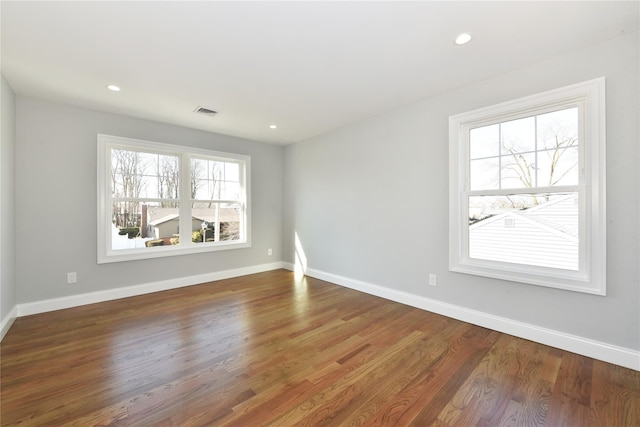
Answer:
[268, 248, 273, 256]
[428, 273, 437, 287]
[67, 272, 78, 284]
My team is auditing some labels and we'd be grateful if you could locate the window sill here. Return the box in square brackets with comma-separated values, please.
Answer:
[98, 240, 251, 264]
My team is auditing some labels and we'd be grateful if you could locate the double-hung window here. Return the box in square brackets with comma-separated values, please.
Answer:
[449, 78, 606, 294]
[98, 134, 250, 263]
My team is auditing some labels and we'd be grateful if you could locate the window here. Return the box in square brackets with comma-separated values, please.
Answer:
[449, 78, 606, 294]
[98, 135, 250, 263]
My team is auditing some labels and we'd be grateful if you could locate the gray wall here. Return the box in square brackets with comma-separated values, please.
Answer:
[283, 31, 639, 350]
[1, 75, 16, 322]
[15, 97, 283, 303]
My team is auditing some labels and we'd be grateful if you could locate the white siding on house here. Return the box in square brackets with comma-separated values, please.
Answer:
[469, 194, 579, 270]
[522, 194, 579, 238]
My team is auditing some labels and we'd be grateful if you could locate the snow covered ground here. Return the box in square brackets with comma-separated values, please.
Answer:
[111, 224, 152, 249]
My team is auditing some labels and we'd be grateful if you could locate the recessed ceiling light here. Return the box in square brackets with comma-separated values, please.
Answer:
[106, 84, 121, 92]
[269, 124, 278, 129]
[454, 33, 472, 45]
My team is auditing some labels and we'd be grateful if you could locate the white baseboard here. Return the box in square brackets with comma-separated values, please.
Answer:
[1, 305, 17, 341]
[17, 262, 286, 317]
[283, 263, 640, 371]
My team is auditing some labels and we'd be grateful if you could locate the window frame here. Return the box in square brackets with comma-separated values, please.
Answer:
[449, 78, 606, 295]
[97, 134, 251, 264]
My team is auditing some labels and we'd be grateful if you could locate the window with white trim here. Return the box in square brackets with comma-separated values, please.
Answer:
[449, 78, 606, 294]
[98, 134, 250, 263]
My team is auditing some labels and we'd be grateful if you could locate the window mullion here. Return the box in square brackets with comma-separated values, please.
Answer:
[467, 185, 580, 197]
[179, 154, 192, 247]
[534, 115, 538, 187]
[498, 123, 502, 190]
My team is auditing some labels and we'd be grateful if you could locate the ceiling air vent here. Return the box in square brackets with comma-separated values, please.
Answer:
[194, 106, 218, 116]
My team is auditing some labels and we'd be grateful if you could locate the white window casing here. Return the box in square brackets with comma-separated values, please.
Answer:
[449, 78, 606, 295]
[97, 134, 251, 263]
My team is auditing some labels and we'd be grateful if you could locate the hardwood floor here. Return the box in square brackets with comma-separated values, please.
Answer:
[1, 269, 638, 426]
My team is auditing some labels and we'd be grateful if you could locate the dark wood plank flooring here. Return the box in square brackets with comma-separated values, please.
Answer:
[1, 269, 639, 426]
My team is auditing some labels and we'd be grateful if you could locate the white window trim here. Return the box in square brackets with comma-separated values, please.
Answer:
[449, 78, 606, 295]
[97, 134, 251, 264]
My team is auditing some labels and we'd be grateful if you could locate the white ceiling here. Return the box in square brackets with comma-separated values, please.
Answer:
[2, 1, 638, 145]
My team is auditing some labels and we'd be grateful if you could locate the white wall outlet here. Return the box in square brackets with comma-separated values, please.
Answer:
[67, 272, 78, 284]
[268, 248, 273, 256]
[429, 273, 437, 287]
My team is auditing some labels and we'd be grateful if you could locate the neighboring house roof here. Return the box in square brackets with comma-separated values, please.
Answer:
[148, 208, 239, 225]
[519, 193, 579, 238]
[149, 214, 180, 226]
[469, 194, 578, 270]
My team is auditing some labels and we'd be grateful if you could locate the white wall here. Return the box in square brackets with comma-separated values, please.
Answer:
[283, 32, 639, 352]
[1, 74, 17, 336]
[15, 98, 283, 304]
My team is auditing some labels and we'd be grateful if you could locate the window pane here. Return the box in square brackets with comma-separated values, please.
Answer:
[111, 154, 145, 198]
[470, 157, 499, 190]
[469, 124, 499, 160]
[112, 200, 141, 229]
[500, 152, 536, 189]
[150, 152, 180, 199]
[191, 203, 221, 242]
[500, 116, 535, 155]
[192, 179, 218, 200]
[224, 162, 240, 182]
[111, 149, 180, 199]
[190, 158, 239, 200]
[147, 205, 181, 246]
[537, 107, 578, 151]
[191, 158, 242, 201]
[537, 107, 579, 186]
[137, 174, 159, 199]
[208, 161, 224, 180]
[191, 202, 242, 241]
[468, 192, 579, 270]
[219, 204, 241, 241]
[220, 182, 241, 201]
[111, 173, 125, 197]
[111, 202, 181, 250]
[469, 107, 580, 192]
[538, 146, 579, 186]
